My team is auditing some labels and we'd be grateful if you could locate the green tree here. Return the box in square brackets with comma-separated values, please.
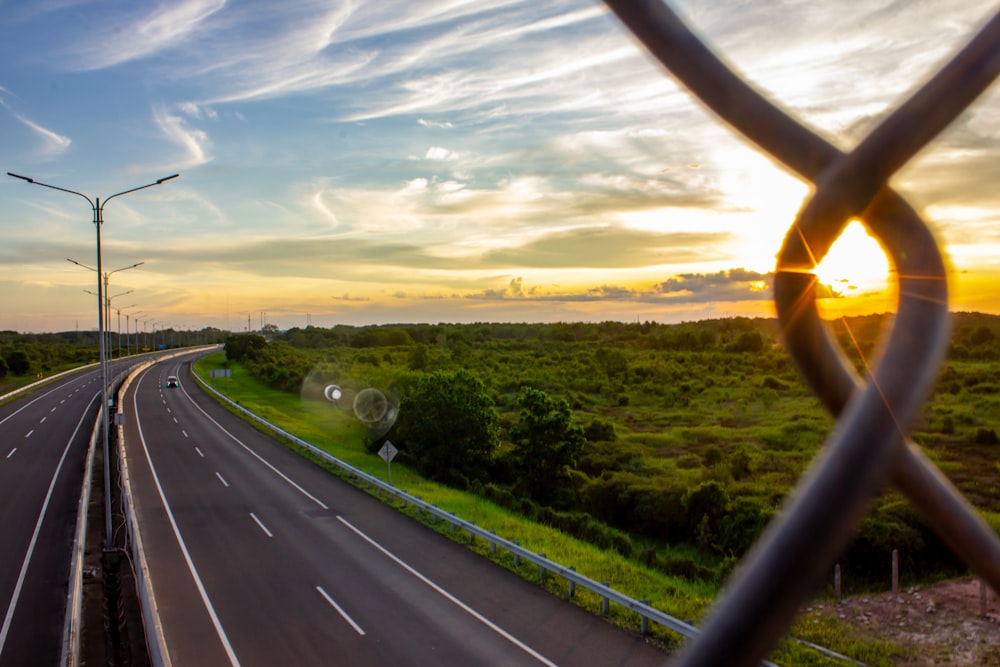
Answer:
[407, 344, 430, 371]
[396, 368, 500, 487]
[224, 333, 267, 362]
[4, 348, 30, 376]
[509, 387, 585, 504]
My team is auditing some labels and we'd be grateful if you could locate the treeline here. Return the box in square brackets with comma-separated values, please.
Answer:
[0, 330, 100, 381]
[223, 313, 1000, 587]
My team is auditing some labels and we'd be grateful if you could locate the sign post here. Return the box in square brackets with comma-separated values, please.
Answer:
[378, 440, 398, 485]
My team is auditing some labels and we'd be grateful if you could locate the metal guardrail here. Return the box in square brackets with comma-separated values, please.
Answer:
[193, 371, 748, 656]
[60, 404, 100, 667]
[602, 2, 1000, 665]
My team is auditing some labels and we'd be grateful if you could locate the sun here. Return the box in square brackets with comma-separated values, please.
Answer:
[811, 221, 892, 297]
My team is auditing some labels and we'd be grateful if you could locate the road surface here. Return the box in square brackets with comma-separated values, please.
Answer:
[123, 354, 669, 666]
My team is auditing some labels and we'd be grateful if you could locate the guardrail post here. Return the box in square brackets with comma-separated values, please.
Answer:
[568, 567, 576, 598]
[539, 554, 547, 581]
[513, 541, 521, 566]
[601, 583, 610, 615]
[432, 504, 438, 524]
[450, 512, 456, 535]
[468, 520, 475, 545]
[490, 530, 497, 555]
[640, 599, 649, 635]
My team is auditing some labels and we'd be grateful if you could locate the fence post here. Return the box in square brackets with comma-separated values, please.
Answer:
[835, 564, 842, 601]
[892, 549, 899, 593]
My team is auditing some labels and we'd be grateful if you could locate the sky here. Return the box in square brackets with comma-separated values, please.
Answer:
[2, 0, 999, 333]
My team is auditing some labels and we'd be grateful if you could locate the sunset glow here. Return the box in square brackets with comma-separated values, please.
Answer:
[1, 1, 997, 332]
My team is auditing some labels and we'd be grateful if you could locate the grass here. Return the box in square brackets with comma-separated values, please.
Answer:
[191, 351, 906, 665]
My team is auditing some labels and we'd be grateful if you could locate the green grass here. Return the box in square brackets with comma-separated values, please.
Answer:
[192, 351, 903, 665]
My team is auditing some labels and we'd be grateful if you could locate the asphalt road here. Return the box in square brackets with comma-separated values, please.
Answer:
[0, 368, 103, 667]
[123, 354, 669, 667]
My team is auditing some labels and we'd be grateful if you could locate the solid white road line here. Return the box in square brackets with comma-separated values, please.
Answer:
[316, 586, 365, 635]
[176, 383, 328, 510]
[336, 516, 557, 667]
[0, 393, 98, 661]
[133, 372, 242, 667]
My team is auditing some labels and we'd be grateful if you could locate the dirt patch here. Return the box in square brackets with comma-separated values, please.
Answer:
[805, 578, 1000, 665]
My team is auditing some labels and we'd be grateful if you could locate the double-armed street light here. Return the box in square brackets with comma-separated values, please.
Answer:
[7, 171, 178, 546]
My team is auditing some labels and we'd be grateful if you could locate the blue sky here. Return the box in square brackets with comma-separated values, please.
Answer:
[2, 0, 998, 333]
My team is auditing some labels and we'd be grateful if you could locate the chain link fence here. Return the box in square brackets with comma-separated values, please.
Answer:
[602, 2, 1000, 665]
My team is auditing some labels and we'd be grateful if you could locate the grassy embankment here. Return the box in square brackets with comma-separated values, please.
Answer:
[191, 350, 909, 665]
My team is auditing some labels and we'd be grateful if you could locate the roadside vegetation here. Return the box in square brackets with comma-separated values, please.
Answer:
[192, 312, 1000, 664]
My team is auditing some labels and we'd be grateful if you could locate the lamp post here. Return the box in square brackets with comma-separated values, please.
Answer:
[125, 310, 143, 357]
[8, 171, 178, 546]
[115, 304, 137, 359]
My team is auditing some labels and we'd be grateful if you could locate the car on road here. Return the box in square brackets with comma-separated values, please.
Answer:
[166, 375, 179, 388]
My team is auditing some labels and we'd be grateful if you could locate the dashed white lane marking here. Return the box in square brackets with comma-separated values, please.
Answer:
[249, 513, 273, 538]
[215, 472, 229, 488]
[24, 430, 33, 439]
[5, 449, 15, 459]
[316, 586, 365, 636]
[336, 516, 557, 666]
[195, 447, 205, 458]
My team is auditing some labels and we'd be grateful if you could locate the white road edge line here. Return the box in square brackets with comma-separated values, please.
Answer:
[336, 516, 558, 667]
[215, 472, 229, 488]
[133, 372, 242, 667]
[249, 513, 273, 538]
[316, 586, 365, 635]
[177, 384, 328, 510]
[0, 393, 98, 660]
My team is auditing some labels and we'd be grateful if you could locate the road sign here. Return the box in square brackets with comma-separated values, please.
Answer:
[378, 441, 398, 463]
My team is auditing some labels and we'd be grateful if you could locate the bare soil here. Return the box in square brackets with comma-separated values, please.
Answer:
[805, 578, 1000, 665]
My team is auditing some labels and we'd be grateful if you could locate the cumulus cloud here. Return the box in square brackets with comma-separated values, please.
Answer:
[424, 146, 458, 161]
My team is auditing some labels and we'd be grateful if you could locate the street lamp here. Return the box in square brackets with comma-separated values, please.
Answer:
[69, 258, 143, 340]
[8, 171, 178, 547]
[124, 310, 143, 357]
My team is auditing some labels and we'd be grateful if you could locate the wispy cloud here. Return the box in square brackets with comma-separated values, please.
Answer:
[152, 105, 212, 168]
[0, 94, 71, 157]
[69, 0, 226, 70]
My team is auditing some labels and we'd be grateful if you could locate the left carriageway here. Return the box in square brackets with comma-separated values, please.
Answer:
[0, 365, 105, 667]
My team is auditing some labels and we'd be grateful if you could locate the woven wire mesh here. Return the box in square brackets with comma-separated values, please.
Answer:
[601, 2, 1000, 664]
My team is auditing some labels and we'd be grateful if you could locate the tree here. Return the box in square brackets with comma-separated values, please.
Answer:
[224, 333, 266, 362]
[509, 387, 585, 504]
[4, 348, 30, 376]
[395, 368, 500, 487]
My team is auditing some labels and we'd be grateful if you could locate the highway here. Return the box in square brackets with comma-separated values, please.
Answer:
[0, 367, 103, 667]
[123, 354, 668, 666]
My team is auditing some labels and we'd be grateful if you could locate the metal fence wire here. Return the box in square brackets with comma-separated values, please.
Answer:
[601, 2, 1000, 665]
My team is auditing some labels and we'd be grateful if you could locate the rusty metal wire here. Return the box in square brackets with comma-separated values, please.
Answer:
[602, 2, 1000, 665]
